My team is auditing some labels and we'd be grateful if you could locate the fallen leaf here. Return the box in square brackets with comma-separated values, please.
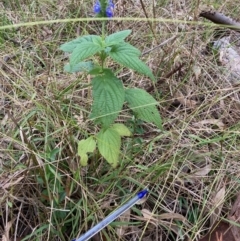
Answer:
[2, 176, 24, 189]
[175, 90, 197, 108]
[141, 209, 157, 221]
[158, 213, 186, 222]
[198, 221, 234, 241]
[141, 209, 158, 226]
[140, 210, 190, 239]
[228, 193, 240, 241]
[141, 209, 188, 228]
[193, 119, 225, 130]
[192, 164, 212, 177]
[193, 65, 201, 80]
[210, 187, 226, 226]
[1, 113, 8, 126]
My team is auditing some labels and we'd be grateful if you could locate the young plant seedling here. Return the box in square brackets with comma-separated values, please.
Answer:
[60, 0, 162, 167]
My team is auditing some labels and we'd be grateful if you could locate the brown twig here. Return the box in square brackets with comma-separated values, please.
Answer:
[139, 0, 157, 41]
[142, 35, 178, 55]
[147, 63, 185, 92]
[200, 10, 240, 32]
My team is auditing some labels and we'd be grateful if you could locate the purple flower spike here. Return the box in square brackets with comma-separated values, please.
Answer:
[106, 0, 114, 17]
[93, 1, 101, 14]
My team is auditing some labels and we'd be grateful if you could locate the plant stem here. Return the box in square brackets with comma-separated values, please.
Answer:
[100, 19, 106, 69]
[101, 20, 106, 39]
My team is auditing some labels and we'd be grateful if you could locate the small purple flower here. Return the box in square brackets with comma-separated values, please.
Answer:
[106, 0, 114, 17]
[94, 0, 114, 17]
[93, 1, 101, 14]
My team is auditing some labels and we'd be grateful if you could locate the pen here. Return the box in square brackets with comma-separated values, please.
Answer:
[74, 189, 148, 241]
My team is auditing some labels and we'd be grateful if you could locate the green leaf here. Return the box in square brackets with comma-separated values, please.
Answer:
[105, 30, 132, 46]
[104, 46, 112, 54]
[88, 67, 104, 75]
[97, 128, 121, 167]
[47, 148, 60, 161]
[125, 88, 162, 129]
[78, 136, 96, 166]
[60, 35, 100, 53]
[110, 42, 141, 56]
[109, 43, 155, 81]
[90, 69, 125, 127]
[64, 61, 94, 73]
[70, 41, 103, 65]
[111, 123, 132, 136]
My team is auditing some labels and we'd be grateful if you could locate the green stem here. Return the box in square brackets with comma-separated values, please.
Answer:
[100, 52, 104, 70]
[99, 1, 107, 70]
[100, 19, 107, 69]
[101, 20, 106, 39]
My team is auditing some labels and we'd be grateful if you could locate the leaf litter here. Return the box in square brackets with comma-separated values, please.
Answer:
[199, 192, 240, 241]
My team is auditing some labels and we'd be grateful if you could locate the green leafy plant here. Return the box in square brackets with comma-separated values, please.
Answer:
[60, 0, 162, 167]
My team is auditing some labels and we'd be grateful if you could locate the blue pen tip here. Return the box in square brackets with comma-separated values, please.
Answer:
[137, 190, 148, 199]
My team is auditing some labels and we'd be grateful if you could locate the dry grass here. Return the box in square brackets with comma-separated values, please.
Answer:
[1, 0, 240, 240]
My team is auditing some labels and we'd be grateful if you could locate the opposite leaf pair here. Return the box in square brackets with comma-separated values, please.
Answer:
[90, 69, 162, 129]
[60, 30, 155, 81]
[78, 123, 131, 167]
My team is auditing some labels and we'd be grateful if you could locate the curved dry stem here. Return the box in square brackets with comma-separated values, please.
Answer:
[200, 10, 240, 32]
